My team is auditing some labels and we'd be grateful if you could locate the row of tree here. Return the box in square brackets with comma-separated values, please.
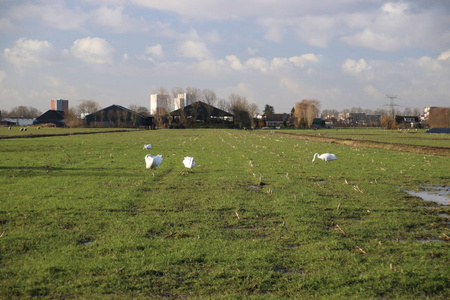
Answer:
[321, 107, 422, 118]
[0, 91, 432, 129]
[1, 106, 42, 119]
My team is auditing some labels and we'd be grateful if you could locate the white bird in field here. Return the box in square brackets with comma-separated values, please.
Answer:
[143, 144, 152, 150]
[312, 153, 337, 163]
[145, 154, 163, 169]
[183, 156, 196, 169]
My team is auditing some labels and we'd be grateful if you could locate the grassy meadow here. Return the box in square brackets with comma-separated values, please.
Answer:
[1, 128, 449, 298]
[278, 128, 450, 148]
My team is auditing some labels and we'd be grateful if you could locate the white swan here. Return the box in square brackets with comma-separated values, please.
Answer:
[312, 153, 337, 163]
[145, 154, 163, 169]
[183, 156, 196, 169]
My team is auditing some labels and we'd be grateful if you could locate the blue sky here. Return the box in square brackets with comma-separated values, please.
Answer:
[1, 0, 449, 114]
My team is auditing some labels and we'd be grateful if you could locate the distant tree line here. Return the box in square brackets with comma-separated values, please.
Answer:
[1, 106, 42, 119]
[150, 86, 259, 128]
[2, 92, 442, 130]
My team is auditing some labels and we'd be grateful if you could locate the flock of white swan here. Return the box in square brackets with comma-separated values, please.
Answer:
[143, 143, 336, 171]
[143, 144, 196, 170]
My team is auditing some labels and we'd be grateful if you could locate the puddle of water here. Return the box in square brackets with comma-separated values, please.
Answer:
[439, 213, 449, 219]
[77, 239, 94, 245]
[403, 185, 449, 206]
[417, 239, 443, 243]
[249, 185, 260, 189]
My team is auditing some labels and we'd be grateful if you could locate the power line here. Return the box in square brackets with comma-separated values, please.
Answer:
[385, 94, 399, 117]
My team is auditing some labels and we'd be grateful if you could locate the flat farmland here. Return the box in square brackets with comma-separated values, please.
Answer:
[1, 128, 449, 299]
[277, 128, 450, 156]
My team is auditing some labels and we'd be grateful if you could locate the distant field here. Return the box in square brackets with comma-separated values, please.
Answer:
[0, 126, 138, 138]
[277, 128, 450, 148]
[1, 128, 449, 298]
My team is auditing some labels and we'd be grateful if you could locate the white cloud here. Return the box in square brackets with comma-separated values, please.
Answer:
[271, 57, 290, 69]
[91, 6, 145, 32]
[413, 56, 442, 71]
[259, 18, 285, 43]
[342, 58, 371, 74]
[342, 28, 401, 52]
[363, 84, 379, 96]
[146, 44, 164, 59]
[9, 2, 86, 30]
[381, 2, 409, 14]
[3, 38, 63, 66]
[71, 37, 115, 64]
[295, 16, 337, 48]
[0, 70, 6, 83]
[177, 40, 211, 60]
[245, 57, 269, 72]
[342, 2, 450, 51]
[289, 54, 320, 67]
[279, 77, 302, 95]
[438, 49, 450, 61]
[226, 55, 245, 71]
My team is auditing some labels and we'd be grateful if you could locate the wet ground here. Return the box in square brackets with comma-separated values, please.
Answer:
[404, 185, 449, 206]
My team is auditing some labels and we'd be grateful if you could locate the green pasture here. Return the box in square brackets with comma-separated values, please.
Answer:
[0, 126, 138, 138]
[1, 129, 449, 298]
[278, 128, 450, 148]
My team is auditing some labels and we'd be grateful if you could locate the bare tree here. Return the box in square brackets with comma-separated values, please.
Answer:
[294, 99, 321, 128]
[171, 87, 184, 100]
[350, 106, 363, 113]
[381, 115, 396, 129]
[77, 100, 101, 118]
[186, 87, 203, 103]
[202, 89, 217, 106]
[152, 87, 172, 111]
[154, 107, 169, 128]
[229, 93, 251, 128]
[217, 98, 230, 113]
[247, 103, 259, 128]
[374, 108, 388, 115]
[8, 106, 42, 118]
[65, 108, 83, 127]
[129, 105, 149, 116]
[321, 109, 339, 118]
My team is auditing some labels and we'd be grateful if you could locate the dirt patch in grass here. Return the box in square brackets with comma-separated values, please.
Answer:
[276, 132, 450, 157]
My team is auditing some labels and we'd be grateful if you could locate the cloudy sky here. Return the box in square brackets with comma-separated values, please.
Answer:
[1, 0, 449, 114]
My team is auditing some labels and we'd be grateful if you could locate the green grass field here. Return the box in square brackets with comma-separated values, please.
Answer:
[1, 128, 449, 298]
[277, 128, 450, 148]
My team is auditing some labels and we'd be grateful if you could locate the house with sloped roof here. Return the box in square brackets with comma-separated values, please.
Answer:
[265, 113, 292, 127]
[169, 101, 234, 125]
[33, 110, 66, 127]
[85, 105, 153, 128]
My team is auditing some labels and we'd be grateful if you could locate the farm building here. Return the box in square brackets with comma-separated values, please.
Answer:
[425, 107, 450, 128]
[395, 115, 421, 128]
[169, 101, 234, 125]
[2, 118, 35, 126]
[265, 114, 293, 127]
[34, 110, 66, 127]
[85, 105, 153, 128]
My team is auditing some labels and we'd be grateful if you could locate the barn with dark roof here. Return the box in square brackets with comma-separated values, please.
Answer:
[85, 105, 153, 128]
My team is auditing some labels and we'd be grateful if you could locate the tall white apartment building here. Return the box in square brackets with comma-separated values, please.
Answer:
[150, 94, 171, 115]
[174, 93, 194, 110]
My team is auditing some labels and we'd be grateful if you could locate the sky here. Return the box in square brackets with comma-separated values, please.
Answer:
[1, 0, 449, 115]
